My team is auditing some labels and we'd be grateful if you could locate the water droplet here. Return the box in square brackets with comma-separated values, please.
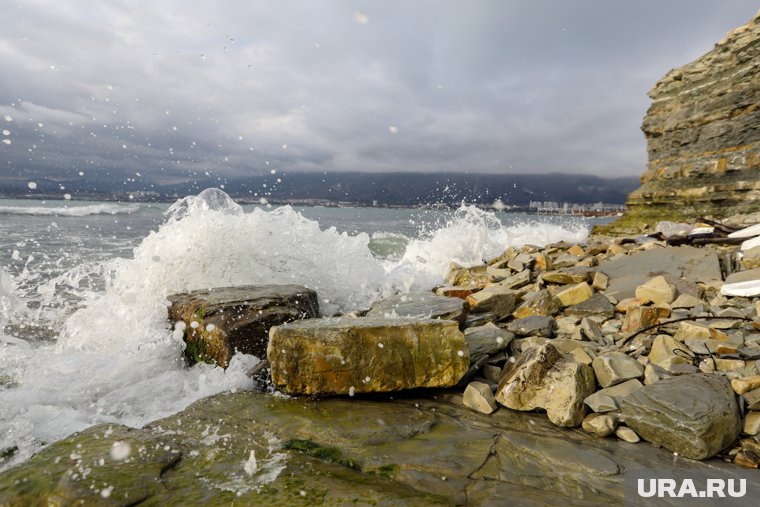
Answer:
[64, 193, 72, 200]
[1, 139, 10, 145]
[2, 129, 9, 135]
[388, 125, 398, 134]
[27, 181, 37, 189]
[3, 115, 12, 122]
[353, 11, 369, 24]
[110, 441, 131, 461]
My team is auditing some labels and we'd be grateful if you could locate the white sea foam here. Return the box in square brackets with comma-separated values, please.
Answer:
[0, 189, 589, 471]
[0, 203, 138, 217]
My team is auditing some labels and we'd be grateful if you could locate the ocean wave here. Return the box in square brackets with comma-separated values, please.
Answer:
[0, 188, 590, 471]
[0, 203, 139, 217]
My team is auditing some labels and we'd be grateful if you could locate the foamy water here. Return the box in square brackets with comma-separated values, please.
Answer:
[0, 203, 138, 217]
[0, 189, 591, 471]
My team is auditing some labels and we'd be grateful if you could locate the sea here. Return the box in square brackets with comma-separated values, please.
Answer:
[0, 188, 611, 471]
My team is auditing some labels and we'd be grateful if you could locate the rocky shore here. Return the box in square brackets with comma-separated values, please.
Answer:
[4, 221, 760, 505]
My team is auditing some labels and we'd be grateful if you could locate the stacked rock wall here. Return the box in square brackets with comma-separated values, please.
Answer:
[601, 11, 760, 234]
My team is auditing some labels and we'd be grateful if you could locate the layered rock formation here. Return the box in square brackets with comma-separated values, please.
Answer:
[601, 10, 760, 234]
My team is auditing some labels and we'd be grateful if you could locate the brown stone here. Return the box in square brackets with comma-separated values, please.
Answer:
[268, 317, 468, 395]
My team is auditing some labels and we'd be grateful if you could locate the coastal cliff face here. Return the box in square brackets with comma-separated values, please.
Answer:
[601, 10, 760, 234]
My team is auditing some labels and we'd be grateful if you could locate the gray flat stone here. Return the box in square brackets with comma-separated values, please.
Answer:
[621, 374, 741, 460]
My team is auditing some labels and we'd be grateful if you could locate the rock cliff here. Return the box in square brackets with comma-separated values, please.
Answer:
[600, 10, 760, 234]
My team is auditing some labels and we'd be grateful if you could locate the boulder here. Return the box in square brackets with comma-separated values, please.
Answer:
[621, 374, 742, 459]
[446, 263, 490, 288]
[168, 284, 319, 367]
[267, 316, 469, 395]
[591, 352, 644, 388]
[366, 292, 468, 328]
[495, 343, 596, 427]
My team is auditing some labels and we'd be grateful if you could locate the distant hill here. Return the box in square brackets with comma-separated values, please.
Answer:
[0, 171, 639, 205]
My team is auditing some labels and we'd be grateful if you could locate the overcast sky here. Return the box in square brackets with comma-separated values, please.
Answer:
[0, 1, 757, 183]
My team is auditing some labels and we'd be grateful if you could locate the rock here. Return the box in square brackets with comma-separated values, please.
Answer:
[615, 427, 640, 443]
[433, 284, 478, 299]
[495, 343, 596, 427]
[466, 287, 516, 319]
[564, 293, 616, 319]
[168, 284, 319, 367]
[670, 293, 702, 309]
[464, 323, 513, 357]
[505, 316, 555, 338]
[584, 379, 644, 413]
[580, 318, 605, 343]
[592, 352, 644, 388]
[621, 374, 742, 459]
[481, 364, 503, 383]
[648, 335, 694, 370]
[496, 269, 532, 290]
[555, 283, 594, 308]
[744, 387, 760, 410]
[512, 290, 560, 319]
[446, 263, 489, 288]
[555, 316, 579, 335]
[673, 321, 712, 341]
[592, 272, 609, 291]
[541, 268, 593, 285]
[463, 381, 497, 414]
[643, 363, 671, 385]
[267, 316, 469, 395]
[744, 412, 760, 436]
[731, 375, 760, 395]
[366, 292, 468, 328]
[595, 11, 760, 234]
[621, 306, 660, 333]
[582, 413, 618, 437]
[635, 276, 677, 305]
[597, 247, 723, 301]
[725, 268, 760, 284]
[742, 246, 760, 269]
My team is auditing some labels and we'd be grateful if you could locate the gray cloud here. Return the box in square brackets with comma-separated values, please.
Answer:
[0, 0, 757, 183]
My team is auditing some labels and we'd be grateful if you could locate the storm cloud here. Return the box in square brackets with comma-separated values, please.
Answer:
[0, 0, 757, 183]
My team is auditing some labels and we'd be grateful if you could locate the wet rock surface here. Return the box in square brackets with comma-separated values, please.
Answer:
[0, 390, 750, 507]
[366, 291, 468, 328]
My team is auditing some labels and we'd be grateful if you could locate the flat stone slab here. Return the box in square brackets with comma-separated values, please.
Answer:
[598, 247, 722, 301]
[621, 374, 741, 460]
[168, 284, 319, 367]
[366, 292, 468, 328]
[268, 316, 469, 395]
